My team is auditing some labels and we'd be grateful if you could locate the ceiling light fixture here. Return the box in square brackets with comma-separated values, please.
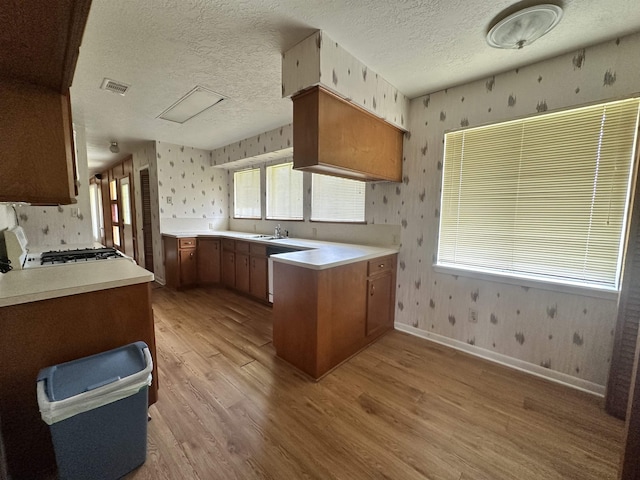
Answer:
[487, 4, 563, 49]
[109, 141, 120, 153]
[158, 85, 226, 124]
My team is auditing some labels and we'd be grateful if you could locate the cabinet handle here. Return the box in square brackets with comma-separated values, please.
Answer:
[370, 284, 375, 296]
[379, 264, 385, 268]
[190, 252, 194, 258]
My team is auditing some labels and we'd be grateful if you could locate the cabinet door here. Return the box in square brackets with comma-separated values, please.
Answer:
[197, 239, 221, 284]
[0, 81, 77, 204]
[222, 251, 236, 288]
[162, 236, 179, 289]
[236, 253, 250, 293]
[179, 248, 197, 287]
[366, 273, 393, 337]
[250, 255, 268, 300]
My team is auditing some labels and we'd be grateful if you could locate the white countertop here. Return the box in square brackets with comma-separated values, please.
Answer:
[0, 258, 154, 308]
[162, 230, 399, 270]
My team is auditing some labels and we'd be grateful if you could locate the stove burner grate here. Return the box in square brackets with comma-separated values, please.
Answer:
[40, 248, 120, 265]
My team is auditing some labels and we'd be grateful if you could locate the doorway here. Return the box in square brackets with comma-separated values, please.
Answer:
[140, 168, 154, 272]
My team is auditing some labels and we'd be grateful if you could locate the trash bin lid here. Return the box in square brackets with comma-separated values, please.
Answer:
[37, 341, 148, 402]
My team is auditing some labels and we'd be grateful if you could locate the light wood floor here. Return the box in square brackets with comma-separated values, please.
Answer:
[128, 286, 624, 480]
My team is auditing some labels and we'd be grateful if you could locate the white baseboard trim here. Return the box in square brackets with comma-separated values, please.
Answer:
[394, 323, 605, 397]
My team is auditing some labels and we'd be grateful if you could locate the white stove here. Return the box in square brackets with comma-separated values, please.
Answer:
[24, 247, 125, 269]
[3, 226, 128, 270]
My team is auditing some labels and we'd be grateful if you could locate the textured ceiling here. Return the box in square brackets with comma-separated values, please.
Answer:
[71, 0, 640, 173]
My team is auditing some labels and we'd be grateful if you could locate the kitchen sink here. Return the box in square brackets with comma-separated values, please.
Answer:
[253, 235, 277, 240]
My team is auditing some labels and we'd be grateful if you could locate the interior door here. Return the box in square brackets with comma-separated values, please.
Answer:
[120, 176, 135, 259]
[140, 169, 154, 272]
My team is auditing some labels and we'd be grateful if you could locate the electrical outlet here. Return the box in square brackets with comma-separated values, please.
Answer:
[208, 223, 215, 230]
[70, 208, 78, 218]
[468, 308, 478, 323]
[253, 224, 257, 232]
[312, 227, 317, 238]
[166, 196, 173, 205]
[392, 234, 399, 245]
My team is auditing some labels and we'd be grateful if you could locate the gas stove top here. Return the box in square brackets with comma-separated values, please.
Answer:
[24, 247, 125, 268]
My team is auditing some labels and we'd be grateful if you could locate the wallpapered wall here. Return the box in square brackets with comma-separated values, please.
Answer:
[12, 125, 93, 247]
[282, 30, 410, 131]
[211, 124, 293, 167]
[153, 141, 229, 283]
[366, 33, 640, 390]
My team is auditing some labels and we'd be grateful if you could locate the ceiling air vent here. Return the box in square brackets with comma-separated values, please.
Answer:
[100, 78, 130, 96]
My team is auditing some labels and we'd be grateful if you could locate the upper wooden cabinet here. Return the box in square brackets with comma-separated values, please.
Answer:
[0, 0, 92, 92]
[0, 80, 77, 204]
[0, 0, 91, 205]
[292, 86, 404, 182]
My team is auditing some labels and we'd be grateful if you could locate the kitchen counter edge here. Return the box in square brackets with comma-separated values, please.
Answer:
[0, 259, 154, 308]
[161, 230, 399, 270]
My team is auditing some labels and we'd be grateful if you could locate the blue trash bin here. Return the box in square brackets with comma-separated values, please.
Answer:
[36, 341, 153, 480]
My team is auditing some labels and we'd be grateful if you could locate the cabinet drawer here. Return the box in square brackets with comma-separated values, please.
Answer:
[236, 241, 250, 253]
[249, 243, 266, 256]
[179, 238, 196, 249]
[222, 239, 235, 251]
[367, 256, 394, 276]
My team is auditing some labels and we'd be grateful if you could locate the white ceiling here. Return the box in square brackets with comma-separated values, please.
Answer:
[72, 0, 640, 174]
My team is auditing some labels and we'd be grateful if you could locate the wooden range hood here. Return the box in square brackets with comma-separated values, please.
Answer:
[292, 86, 404, 182]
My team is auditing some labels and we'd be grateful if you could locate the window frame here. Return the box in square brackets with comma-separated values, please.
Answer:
[233, 167, 262, 220]
[310, 173, 367, 224]
[435, 96, 640, 298]
[265, 161, 304, 221]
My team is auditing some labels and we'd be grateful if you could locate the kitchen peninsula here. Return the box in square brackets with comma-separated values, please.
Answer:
[162, 231, 399, 378]
[0, 258, 156, 478]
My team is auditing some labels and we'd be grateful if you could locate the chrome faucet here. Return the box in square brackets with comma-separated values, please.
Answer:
[275, 224, 282, 239]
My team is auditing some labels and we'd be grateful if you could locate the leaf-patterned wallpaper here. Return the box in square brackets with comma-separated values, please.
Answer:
[156, 142, 227, 220]
[367, 33, 640, 388]
[282, 30, 410, 130]
[150, 141, 229, 283]
[211, 124, 293, 167]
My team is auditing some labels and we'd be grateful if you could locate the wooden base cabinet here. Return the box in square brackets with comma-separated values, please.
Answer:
[163, 236, 197, 289]
[222, 240, 268, 302]
[0, 283, 157, 479]
[250, 243, 268, 301]
[366, 256, 396, 337]
[197, 238, 221, 285]
[273, 254, 397, 379]
[236, 253, 250, 293]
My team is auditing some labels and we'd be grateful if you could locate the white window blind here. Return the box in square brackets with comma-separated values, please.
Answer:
[311, 174, 366, 222]
[438, 97, 640, 291]
[234, 168, 261, 219]
[266, 162, 303, 220]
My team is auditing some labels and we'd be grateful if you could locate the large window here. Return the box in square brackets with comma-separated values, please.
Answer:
[266, 162, 303, 220]
[234, 168, 261, 219]
[311, 174, 366, 222]
[437, 97, 640, 292]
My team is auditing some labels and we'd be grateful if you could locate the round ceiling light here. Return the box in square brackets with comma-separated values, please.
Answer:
[487, 4, 563, 49]
[109, 141, 120, 153]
